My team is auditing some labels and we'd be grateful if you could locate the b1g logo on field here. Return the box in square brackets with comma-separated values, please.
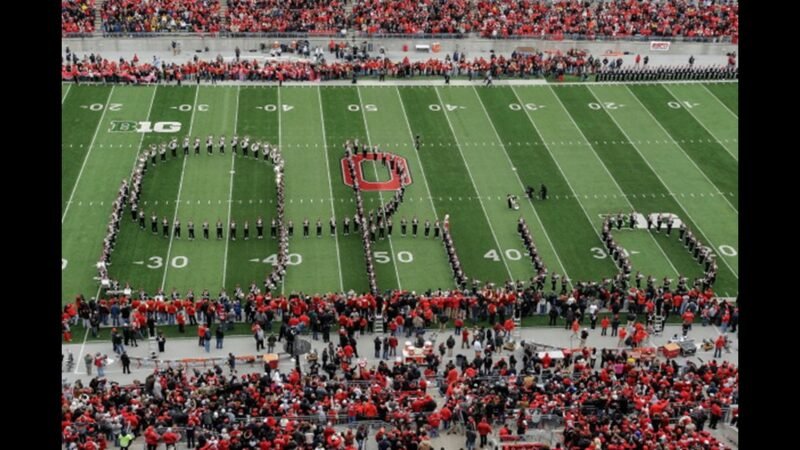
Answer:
[341, 152, 412, 191]
[109, 120, 182, 133]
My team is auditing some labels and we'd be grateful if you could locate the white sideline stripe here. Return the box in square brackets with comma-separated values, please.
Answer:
[471, 86, 572, 287]
[621, 85, 738, 215]
[222, 86, 240, 290]
[547, 85, 681, 277]
[701, 83, 738, 119]
[434, 87, 514, 281]
[317, 87, 345, 292]
[357, 87, 402, 290]
[586, 86, 739, 279]
[662, 84, 738, 162]
[62, 86, 115, 224]
[510, 85, 614, 278]
[161, 86, 200, 290]
[62, 84, 72, 104]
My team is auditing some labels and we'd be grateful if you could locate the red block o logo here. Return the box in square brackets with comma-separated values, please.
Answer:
[341, 152, 412, 191]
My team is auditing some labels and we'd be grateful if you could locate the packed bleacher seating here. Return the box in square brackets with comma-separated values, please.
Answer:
[63, 0, 739, 39]
[62, 0, 96, 34]
[348, 0, 473, 34]
[226, 0, 348, 33]
[471, 0, 739, 39]
[100, 0, 224, 33]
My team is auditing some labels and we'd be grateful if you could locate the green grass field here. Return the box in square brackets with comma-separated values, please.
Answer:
[61, 82, 739, 305]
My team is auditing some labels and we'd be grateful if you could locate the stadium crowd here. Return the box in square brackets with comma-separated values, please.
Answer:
[62, 283, 739, 449]
[62, 0, 96, 34]
[471, 0, 739, 39]
[65, 0, 739, 40]
[100, 0, 224, 33]
[61, 49, 603, 83]
[226, 0, 348, 33]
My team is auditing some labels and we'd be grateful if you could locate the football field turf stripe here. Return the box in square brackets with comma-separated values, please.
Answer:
[589, 86, 739, 277]
[658, 84, 739, 175]
[62, 86, 159, 303]
[278, 87, 343, 293]
[479, 85, 618, 283]
[361, 86, 455, 291]
[109, 86, 198, 295]
[631, 84, 738, 175]
[62, 85, 113, 213]
[554, 86, 737, 294]
[225, 87, 280, 293]
[62, 86, 115, 223]
[356, 87, 403, 289]
[399, 87, 510, 285]
[514, 86, 678, 280]
[702, 83, 739, 117]
[665, 84, 738, 147]
[607, 86, 738, 214]
[320, 87, 370, 293]
[472, 86, 573, 285]
[322, 87, 401, 291]
[434, 87, 519, 281]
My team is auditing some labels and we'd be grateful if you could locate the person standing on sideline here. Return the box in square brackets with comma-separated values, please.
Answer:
[714, 335, 726, 358]
[374, 336, 382, 358]
[204, 327, 211, 352]
[157, 331, 166, 352]
[121, 351, 131, 374]
[228, 352, 236, 373]
[84, 353, 93, 375]
[601, 316, 610, 336]
[216, 326, 225, 349]
[94, 353, 106, 377]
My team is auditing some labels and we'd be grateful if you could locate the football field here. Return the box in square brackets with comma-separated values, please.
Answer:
[61, 81, 738, 304]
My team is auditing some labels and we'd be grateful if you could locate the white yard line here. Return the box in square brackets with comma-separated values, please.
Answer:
[161, 86, 201, 290]
[62, 86, 115, 224]
[701, 84, 738, 118]
[661, 84, 738, 161]
[222, 86, 240, 289]
[316, 87, 345, 292]
[62, 84, 72, 104]
[433, 87, 514, 281]
[620, 85, 738, 214]
[471, 86, 572, 287]
[584, 86, 739, 279]
[547, 85, 681, 277]
[356, 87, 403, 290]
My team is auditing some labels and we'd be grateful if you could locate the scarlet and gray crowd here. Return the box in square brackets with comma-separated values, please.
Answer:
[61, 283, 739, 449]
[67, 0, 738, 41]
[62, 0, 96, 34]
[61, 49, 608, 83]
[100, 0, 224, 33]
